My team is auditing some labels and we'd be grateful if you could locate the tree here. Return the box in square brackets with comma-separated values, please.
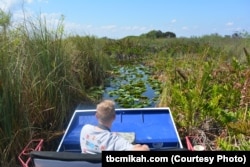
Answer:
[141, 30, 176, 38]
[232, 32, 241, 39]
[164, 31, 176, 38]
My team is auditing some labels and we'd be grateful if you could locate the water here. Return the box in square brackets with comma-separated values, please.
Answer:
[102, 65, 159, 108]
[78, 65, 160, 109]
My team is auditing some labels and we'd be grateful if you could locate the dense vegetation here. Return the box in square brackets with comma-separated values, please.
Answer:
[140, 30, 176, 38]
[0, 12, 250, 166]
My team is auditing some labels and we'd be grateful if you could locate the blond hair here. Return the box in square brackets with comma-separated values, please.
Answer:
[96, 100, 115, 123]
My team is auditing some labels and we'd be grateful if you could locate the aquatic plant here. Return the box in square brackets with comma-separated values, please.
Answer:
[106, 65, 161, 108]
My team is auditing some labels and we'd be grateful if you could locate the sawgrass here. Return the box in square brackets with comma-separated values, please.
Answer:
[0, 15, 111, 166]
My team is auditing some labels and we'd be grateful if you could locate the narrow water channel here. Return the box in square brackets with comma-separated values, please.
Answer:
[78, 64, 161, 109]
[103, 65, 159, 108]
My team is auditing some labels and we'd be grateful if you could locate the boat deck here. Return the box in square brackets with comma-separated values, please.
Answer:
[57, 107, 183, 152]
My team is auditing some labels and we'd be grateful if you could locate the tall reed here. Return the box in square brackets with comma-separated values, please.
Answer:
[0, 14, 111, 166]
[0, 29, 25, 166]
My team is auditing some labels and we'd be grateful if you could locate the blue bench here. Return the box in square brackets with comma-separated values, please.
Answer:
[57, 107, 183, 152]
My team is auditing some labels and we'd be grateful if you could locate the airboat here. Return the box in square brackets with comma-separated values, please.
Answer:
[18, 106, 194, 167]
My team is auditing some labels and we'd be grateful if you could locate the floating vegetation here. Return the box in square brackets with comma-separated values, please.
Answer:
[105, 64, 162, 108]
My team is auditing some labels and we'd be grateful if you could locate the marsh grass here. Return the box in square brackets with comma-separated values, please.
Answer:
[156, 37, 250, 150]
[0, 15, 111, 166]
